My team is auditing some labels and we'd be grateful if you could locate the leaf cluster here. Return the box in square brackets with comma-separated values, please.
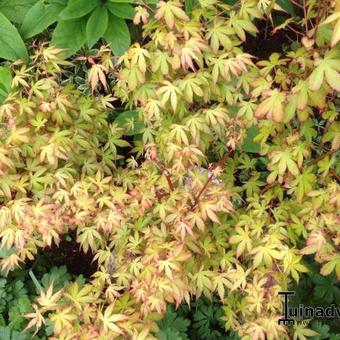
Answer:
[0, 0, 339, 339]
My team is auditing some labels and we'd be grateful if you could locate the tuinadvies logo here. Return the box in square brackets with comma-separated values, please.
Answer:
[278, 291, 340, 325]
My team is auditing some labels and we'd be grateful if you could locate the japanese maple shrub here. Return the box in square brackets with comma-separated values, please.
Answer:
[0, 0, 339, 339]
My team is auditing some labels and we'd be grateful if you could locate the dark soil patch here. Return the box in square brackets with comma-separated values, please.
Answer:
[243, 18, 301, 59]
[30, 231, 98, 279]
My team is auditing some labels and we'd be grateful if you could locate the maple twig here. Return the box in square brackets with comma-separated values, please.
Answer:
[190, 172, 214, 211]
[141, 0, 156, 13]
[154, 159, 174, 191]
[302, 0, 309, 35]
[287, 25, 304, 36]
[307, 148, 338, 167]
[190, 149, 234, 211]
[290, 0, 304, 9]
[330, 169, 340, 183]
[218, 149, 234, 168]
[260, 182, 276, 195]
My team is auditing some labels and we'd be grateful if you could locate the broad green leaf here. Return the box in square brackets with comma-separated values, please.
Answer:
[184, 0, 201, 13]
[20, 0, 66, 39]
[59, 0, 99, 20]
[320, 12, 340, 47]
[106, 3, 135, 19]
[0, 67, 12, 93]
[104, 14, 131, 56]
[241, 126, 260, 153]
[51, 18, 87, 57]
[276, 0, 295, 15]
[0, 12, 28, 61]
[114, 111, 145, 136]
[0, 327, 27, 340]
[0, 67, 12, 104]
[86, 6, 109, 48]
[109, 0, 134, 2]
[0, 247, 16, 258]
[0, 0, 36, 23]
[316, 25, 332, 46]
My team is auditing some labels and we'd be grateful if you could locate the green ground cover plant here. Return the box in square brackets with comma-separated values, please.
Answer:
[0, 0, 339, 339]
[0, 0, 157, 61]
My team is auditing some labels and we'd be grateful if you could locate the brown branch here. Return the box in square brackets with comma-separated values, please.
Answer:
[218, 149, 234, 168]
[330, 169, 340, 183]
[260, 182, 276, 195]
[141, 0, 156, 13]
[190, 149, 234, 211]
[190, 172, 214, 211]
[154, 159, 174, 191]
[302, 0, 309, 35]
[290, 0, 304, 9]
[287, 25, 304, 36]
[307, 148, 338, 167]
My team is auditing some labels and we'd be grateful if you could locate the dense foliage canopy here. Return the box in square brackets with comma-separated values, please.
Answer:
[0, 0, 339, 339]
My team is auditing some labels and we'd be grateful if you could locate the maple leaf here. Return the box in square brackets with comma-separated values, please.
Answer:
[320, 255, 340, 279]
[282, 249, 308, 283]
[178, 75, 204, 103]
[213, 273, 233, 300]
[24, 304, 45, 336]
[229, 226, 252, 257]
[228, 11, 258, 41]
[190, 266, 214, 297]
[151, 51, 171, 75]
[322, 121, 340, 150]
[64, 282, 96, 311]
[156, 81, 181, 112]
[226, 264, 250, 291]
[320, 11, 340, 47]
[155, 1, 189, 29]
[134, 6, 149, 25]
[270, 150, 300, 176]
[207, 19, 234, 53]
[251, 243, 283, 268]
[37, 282, 63, 311]
[300, 231, 326, 255]
[257, 53, 288, 76]
[0, 253, 23, 275]
[129, 44, 150, 73]
[255, 89, 286, 122]
[168, 124, 190, 145]
[50, 307, 78, 335]
[287, 169, 316, 203]
[99, 305, 128, 334]
[77, 227, 103, 253]
[293, 321, 319, 340]
[308, 50, 340, 92]
[88, 64, 107, 93]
